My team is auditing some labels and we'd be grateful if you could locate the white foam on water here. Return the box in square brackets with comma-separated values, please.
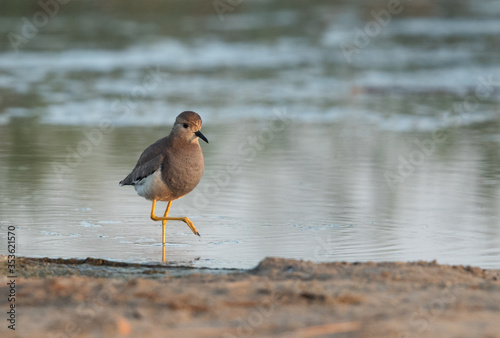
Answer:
[0, 38, 313, 75]
[0, 14, 498, 132]
[389, 18, 500, 37]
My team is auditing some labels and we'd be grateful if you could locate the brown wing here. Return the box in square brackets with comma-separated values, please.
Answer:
[119, 136, 169, 186]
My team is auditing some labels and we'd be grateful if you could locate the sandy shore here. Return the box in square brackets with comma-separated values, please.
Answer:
[1, 256, 499, 337]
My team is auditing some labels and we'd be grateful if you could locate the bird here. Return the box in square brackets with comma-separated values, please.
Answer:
[120, 111, 208, 254]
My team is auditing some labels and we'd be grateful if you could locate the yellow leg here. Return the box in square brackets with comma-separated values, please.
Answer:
[150, 199, 200, 237]
[161, 202, 171, 262]
[161, 201, 172, 246]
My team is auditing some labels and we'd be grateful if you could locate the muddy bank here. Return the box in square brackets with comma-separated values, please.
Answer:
[1, 256, 499, 337]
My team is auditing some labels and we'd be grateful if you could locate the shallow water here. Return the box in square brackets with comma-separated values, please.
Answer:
[0, 0, 499, 269]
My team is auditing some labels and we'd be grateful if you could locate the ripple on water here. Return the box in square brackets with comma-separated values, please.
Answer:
[79, 220, 102, 228]
[0, 2, 499, 269]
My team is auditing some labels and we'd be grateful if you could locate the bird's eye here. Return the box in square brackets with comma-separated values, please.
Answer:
[183, 123, 188, 129]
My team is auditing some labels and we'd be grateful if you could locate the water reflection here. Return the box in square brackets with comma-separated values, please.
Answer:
[0, 0, 499, 268]
[0, 118, 499, 268]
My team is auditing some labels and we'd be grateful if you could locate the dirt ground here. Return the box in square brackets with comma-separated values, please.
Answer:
[1, 256, 499, 337]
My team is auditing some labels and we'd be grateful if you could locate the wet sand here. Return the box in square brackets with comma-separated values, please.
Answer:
[1, 256, 499, 337]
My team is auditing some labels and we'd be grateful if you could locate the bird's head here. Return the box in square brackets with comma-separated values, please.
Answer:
[173, 111, 209, 144]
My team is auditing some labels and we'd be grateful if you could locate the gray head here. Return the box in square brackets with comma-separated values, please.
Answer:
[172, 111, 209, 144]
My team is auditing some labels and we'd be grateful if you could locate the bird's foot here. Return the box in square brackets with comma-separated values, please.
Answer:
[151, 215, 200, 236]
[182, 217, 200, 236]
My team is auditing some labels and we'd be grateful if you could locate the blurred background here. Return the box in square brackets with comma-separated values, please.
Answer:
[0, 0, 499, 268]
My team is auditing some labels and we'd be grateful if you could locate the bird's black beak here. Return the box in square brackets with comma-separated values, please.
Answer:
[195, 130, 209, 143]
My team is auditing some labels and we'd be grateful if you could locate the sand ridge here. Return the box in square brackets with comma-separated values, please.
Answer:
[1, 256, 499, 337]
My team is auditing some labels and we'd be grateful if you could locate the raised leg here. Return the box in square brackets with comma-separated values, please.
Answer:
[150, 200, 200, 237]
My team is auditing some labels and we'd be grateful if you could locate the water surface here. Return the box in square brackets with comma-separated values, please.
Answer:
[0, 0, 499, 269]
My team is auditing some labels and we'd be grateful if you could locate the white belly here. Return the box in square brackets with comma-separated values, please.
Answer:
[134, 169, 177, 201]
